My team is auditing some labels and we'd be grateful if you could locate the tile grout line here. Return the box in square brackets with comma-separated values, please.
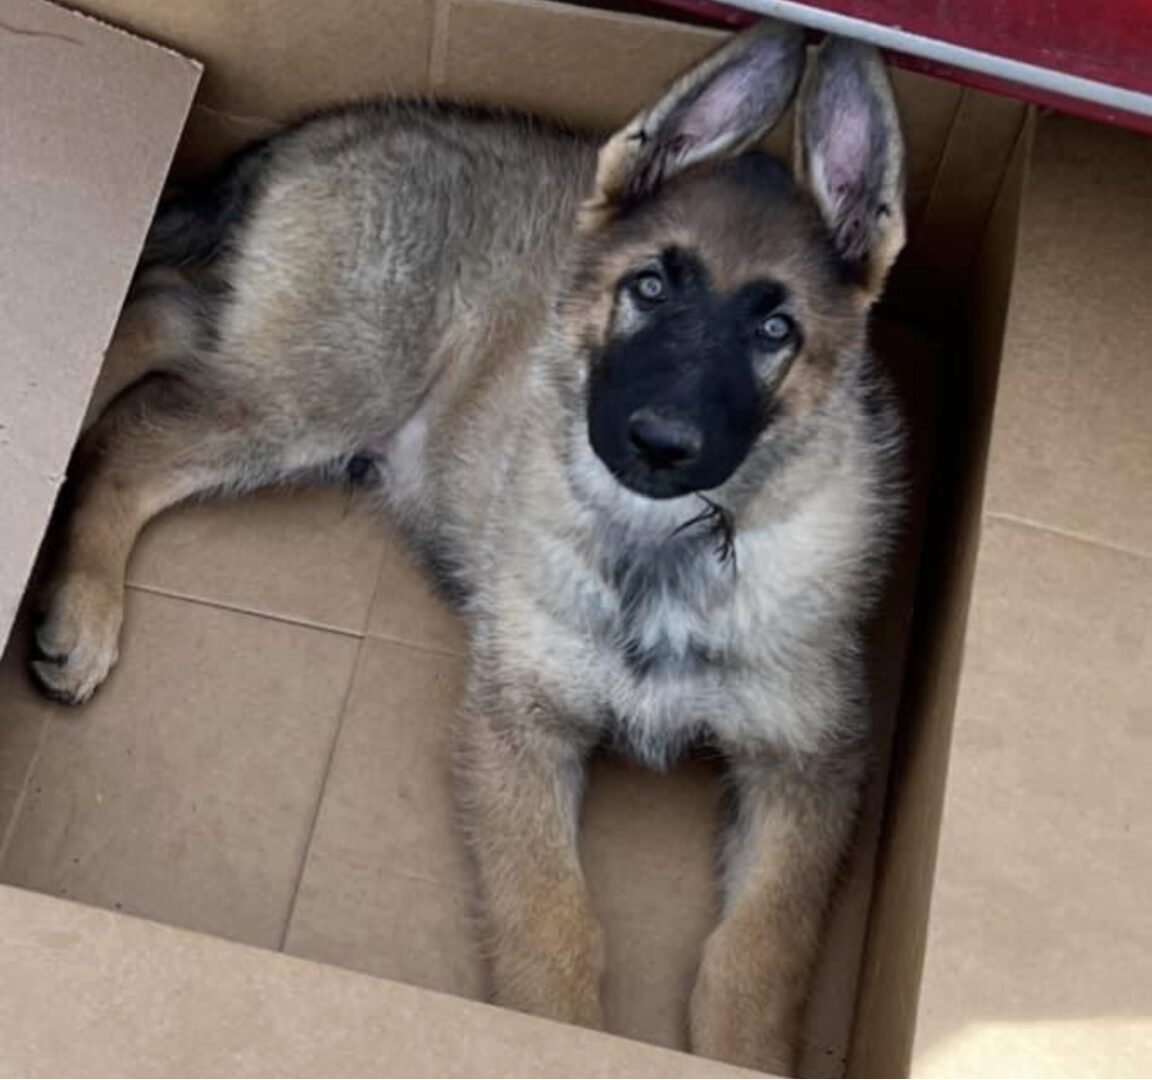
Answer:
[274, 537, 398, 953]
[128, 583, 468, 661]
[276, 632, 368, 954]
[125, 582, 365, 640]
[985, 511, 1152, 562]
[363, 629, 467, 661]
[0, 708, 55, 871]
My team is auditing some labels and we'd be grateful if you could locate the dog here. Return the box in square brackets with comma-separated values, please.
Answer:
[31, 20, 905, 1073]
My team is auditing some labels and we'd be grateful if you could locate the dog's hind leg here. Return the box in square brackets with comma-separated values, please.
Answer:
[81, 267, 204, 429]
[31, 364, 286, 705]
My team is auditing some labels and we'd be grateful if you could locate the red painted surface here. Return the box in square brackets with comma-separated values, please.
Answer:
[641, 0, 1152, 133]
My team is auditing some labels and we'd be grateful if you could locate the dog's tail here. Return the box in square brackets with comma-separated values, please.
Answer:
[142, 136, 275, 268]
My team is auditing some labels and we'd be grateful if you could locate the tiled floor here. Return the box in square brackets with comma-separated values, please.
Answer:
[1, 590, 359, 946]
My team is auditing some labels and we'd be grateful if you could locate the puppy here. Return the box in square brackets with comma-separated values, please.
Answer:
[33, 23, 905, 1072]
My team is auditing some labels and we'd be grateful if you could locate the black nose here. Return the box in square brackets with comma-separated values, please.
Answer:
[627, 408, 703, 469]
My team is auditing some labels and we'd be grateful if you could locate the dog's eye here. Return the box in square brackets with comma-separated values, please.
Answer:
[631, 271, 667, 304]
[757, 313, 794, 344]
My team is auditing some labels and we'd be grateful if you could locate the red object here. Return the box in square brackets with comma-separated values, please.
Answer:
[639, 0, 1152, 133]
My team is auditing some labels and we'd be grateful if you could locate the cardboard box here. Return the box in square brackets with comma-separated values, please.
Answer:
[0, 0, 1147, 1076]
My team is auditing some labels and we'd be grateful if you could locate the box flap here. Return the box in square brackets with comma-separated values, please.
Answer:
[0, 885, 760, 1077]
[0, 0, 200, 650]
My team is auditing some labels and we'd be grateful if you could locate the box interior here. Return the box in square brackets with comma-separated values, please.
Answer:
[0, 1, 1032, 1075]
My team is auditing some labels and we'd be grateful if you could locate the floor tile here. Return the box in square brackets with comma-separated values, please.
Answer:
[287, 632, 725, 1053]
[584, 755, 721, 1050]
[0, 588, 359, 948]
[0, 619, 53, 848]
[284, 637, 473, 983]
[287, 855, 483, 1001]
[365, 522, 468, 655]
[128, 486, 386, 633]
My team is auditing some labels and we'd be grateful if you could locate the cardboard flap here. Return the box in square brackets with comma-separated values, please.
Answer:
[0, 884, 760, 1077]
[0, 0, 200, 649]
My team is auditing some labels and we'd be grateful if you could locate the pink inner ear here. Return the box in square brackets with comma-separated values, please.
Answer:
[810, 63, 876, 193]
[807, 63, 886, 263]
[681, 64, 765, 143]
[821, 100, 871, 196]
[678, 48, 793, 150]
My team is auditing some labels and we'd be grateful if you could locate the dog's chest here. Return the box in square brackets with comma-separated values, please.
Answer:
[529, 513, 851, 762]
[576, 541, 777, 757]
[611, 553, 728, 678]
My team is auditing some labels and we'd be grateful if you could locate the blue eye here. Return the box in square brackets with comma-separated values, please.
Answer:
[758, 312, 794, 343]
[632, 271, 667, 303]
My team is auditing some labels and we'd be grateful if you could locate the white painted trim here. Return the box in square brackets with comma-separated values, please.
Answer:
[721, 0, 1152, 117]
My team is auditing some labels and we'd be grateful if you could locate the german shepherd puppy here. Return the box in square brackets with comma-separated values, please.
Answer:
[31, 20, 905, 1073]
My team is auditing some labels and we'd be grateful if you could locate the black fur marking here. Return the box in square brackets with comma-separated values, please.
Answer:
[402, 531, 473, 613]
[658, 245, 710, 292]
[587, 248, 771, 500]
[621, 634, 714, 679]
[345, 454, 377, 486]
[143, 137, 276, 268]
[717, 150, 797, 199]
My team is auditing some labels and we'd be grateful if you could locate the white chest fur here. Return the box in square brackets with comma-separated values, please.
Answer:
[512, 484, 871, 767]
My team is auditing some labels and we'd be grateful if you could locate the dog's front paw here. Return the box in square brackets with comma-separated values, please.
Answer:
[690, 922, 802, 1075]
[30, 574, 123, 705]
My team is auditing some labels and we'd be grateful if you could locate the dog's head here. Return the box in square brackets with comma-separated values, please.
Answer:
[563, 24, 904, 503]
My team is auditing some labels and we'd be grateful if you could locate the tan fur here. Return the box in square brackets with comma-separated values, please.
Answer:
[453, 690, 605, 1026]
[34, 26, 906, 1073]
[691, 748, 864, 1072]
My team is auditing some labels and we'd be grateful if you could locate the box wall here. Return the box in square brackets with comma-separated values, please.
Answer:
[910, 112, 1152, 1079]
[848, 116, 1034, 1078]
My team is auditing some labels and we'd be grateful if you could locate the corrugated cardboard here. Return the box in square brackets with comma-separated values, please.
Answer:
[0, 883, 757, 1078]
[910, 113, 1152, 1079]
[848, 113, 1035, 1080]
[0, 0, 1146, 1076]
[0, 0, 200, 651]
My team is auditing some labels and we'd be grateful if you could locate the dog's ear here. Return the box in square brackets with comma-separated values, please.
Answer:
[795, 37, 905, 304]
[588, 20, 806, 213]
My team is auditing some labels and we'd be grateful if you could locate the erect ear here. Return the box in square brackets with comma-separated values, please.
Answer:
[795, 37, 905, 304]
[588, 19, 806, 214]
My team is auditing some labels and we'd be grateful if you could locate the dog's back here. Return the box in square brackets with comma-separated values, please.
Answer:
[142, 101, 595, 461]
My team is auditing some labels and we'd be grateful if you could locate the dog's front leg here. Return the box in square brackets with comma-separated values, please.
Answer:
[690, 743, 866, 1074]
[453, 677, 603, 1028]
